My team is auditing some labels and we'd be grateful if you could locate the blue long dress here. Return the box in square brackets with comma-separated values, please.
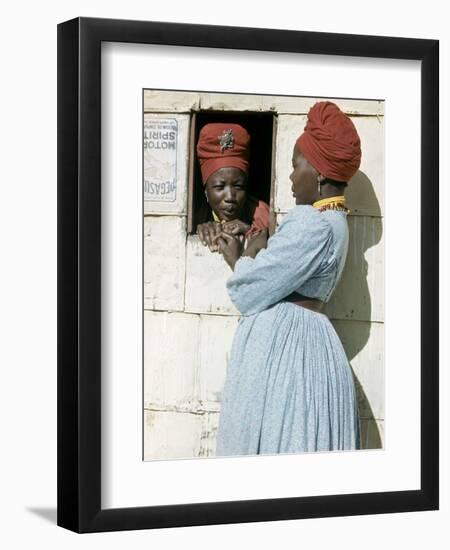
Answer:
[215, 204, 361, 456]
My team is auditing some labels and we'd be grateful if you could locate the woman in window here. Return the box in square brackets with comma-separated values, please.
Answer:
[196, 123, 269, 251]
[214, 101, 361, 455]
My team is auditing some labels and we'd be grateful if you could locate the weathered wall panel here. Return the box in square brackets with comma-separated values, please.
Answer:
[144, 311, 199, 409]
[197, 314, 239, 406]
[346, 116, 385, 217]
[274, 114, 307, 213]
[144, 410, 204, 460]
[146, 90, 384, 116]
[184, 235, 239, 315]
[144, 90, 200, 113]
[144, 216, 186, 311]
[326, 216, 384, 322]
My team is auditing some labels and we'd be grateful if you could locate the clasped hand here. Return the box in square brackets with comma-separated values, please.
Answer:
[196, 220, 249, 252]
[197, 220, 268, 270]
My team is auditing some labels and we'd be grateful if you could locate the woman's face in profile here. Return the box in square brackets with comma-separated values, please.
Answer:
[205, 167, 247, 222]
[290, 146, 318, 205]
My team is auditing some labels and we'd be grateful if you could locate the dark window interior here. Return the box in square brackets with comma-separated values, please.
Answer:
[187, 111, 276, 234]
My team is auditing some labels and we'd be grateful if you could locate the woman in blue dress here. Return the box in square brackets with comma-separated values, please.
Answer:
[214, 101, 362, 455]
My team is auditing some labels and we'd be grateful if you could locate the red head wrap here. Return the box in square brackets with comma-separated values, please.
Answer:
[296, 101, 361, 182]
[196, 123, 250, 184]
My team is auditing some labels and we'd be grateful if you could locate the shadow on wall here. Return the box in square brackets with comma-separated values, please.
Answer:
[326, 170, 384, 450]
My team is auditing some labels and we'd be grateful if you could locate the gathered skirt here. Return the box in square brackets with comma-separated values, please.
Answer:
[215, 302, 361, 456]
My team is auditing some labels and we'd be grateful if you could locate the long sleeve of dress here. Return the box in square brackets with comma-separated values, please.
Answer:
[226, 206, 335, 316]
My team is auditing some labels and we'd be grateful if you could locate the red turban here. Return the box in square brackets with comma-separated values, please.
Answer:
[196, 123, 250, 184]
[296, 101, 361, 182]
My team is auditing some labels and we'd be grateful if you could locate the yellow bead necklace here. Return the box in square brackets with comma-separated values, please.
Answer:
[312, 195, 349, 213]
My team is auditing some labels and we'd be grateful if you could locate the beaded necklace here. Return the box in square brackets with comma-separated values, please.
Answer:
[312, 195, 349, 213]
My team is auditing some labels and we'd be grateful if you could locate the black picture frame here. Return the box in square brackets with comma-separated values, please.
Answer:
[57, 16, 439, 533]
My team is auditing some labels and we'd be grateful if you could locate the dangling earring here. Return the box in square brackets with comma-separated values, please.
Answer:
[317, 176, 322, 196]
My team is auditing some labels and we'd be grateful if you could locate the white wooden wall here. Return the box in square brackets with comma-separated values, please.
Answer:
[143, 91, 385, 459]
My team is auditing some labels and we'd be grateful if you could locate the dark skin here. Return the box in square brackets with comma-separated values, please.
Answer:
[290, 145, 346, 205]
[197, 167, 250, 252]
[216, 144, 347, 269]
